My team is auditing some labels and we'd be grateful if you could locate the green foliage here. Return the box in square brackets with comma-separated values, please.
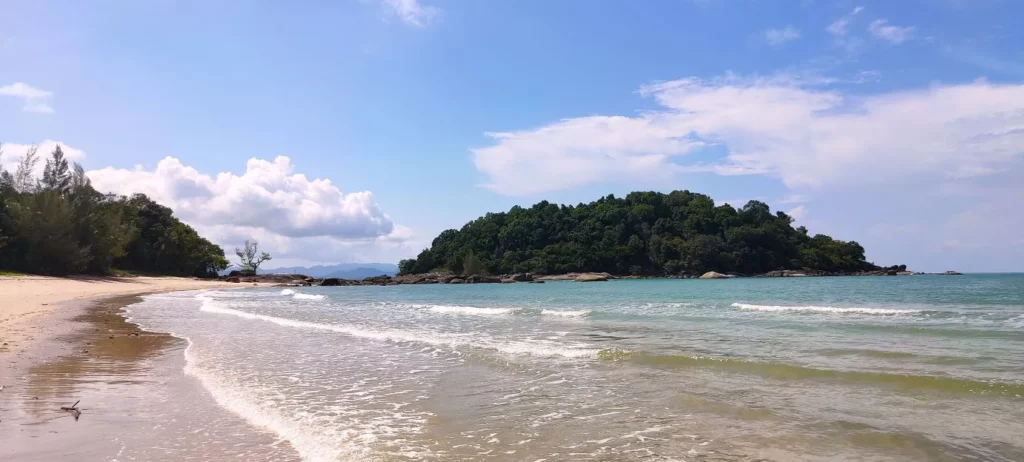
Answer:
[398, 190, 881, 276]
[0, 144, 228, 277]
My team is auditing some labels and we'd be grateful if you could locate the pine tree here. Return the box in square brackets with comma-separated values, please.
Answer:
[13, 146, 40, 193]
[41, 145, 72, 193]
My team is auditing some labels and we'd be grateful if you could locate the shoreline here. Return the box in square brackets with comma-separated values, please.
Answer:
[1, 280, 299, 461]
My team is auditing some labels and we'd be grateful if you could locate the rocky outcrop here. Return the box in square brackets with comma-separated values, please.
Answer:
[362, 275, 393, 285]
[466, 275, 501, 284]
[699, 271, 734, 279]
[449, 278, 465, 284]
[510, 273, 534, 282]
[939, 270, 963, 275]
[574, 273, 609, 282]
[537, 272, 614, 281]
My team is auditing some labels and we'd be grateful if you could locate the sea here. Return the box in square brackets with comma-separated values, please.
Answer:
[121, 274, 1024, 461]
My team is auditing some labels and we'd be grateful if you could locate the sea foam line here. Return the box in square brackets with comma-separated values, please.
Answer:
[541, 309, 591, 318]
[427, 305, 515, 316]
[731, 302, 922, 315]
[198, 296, 596, 359]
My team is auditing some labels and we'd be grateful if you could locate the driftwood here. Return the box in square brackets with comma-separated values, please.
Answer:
[60, 400, 82, 421]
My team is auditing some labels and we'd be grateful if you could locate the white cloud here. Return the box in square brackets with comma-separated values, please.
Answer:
[379, 0, 438, 27]
[84, 155, 415, 265]
[88, 156, 395, 239]
[764, 26, 801, 46]
[0, 82, 54, 113]
[787, 205, 808, 222]
[472, 74, 1024, 195]
[868, 19, 914, 44]
[826, 6, 863, 36]
[0, 140, 86, 178]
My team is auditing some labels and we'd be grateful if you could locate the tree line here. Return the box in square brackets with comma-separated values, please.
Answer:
[0, 144, 228, 276]
[400, 191, 884, 276]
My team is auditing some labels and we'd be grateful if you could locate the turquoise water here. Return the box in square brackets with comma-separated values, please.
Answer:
[128, 274, 1024, 461]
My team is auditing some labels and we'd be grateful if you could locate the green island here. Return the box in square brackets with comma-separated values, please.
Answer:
[399, 191, 903, 278]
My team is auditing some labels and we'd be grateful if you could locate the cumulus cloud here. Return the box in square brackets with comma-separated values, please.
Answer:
[868, 19, 914, 44]
[472, 74, 1024, 195]
[764, 26, 801, 46]
[0, 82, 54, 113]
[378, 0, 438, 27]
[88, 156, 394, 239]
[0, 140, 86, 177]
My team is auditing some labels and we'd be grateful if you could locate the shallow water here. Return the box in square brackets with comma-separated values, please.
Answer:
[126, 275, 1024, 461]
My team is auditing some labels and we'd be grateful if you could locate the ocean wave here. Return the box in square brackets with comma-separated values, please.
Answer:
[541, 309, 591, 318]
[197, 296, 596, 359]
[181, 339, 373, 462]
[731, 302, 922, 315]
[280, 289, 325, 300]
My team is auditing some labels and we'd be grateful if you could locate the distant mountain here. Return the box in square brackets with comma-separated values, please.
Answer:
[259, 263, 397, 278]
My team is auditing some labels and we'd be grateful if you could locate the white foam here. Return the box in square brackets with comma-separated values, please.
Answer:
[427, 305, 514, 316]
[731, 302, 921, 315]
[197, 296, 596, 359]
[293, 293, 326, 301]
[279, 289, 296, 296]
[541, 309, 591, 318]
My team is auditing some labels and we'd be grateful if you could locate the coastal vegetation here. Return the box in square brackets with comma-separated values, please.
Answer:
[0, 144, 228, 276]
[399, 191, 888, 277]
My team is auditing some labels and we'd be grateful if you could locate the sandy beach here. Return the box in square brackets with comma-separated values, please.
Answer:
[1, 276, 298, 461]
[0, 275, 253, 357]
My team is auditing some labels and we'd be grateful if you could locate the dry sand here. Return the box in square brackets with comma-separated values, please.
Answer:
[0, 275, 255, 356]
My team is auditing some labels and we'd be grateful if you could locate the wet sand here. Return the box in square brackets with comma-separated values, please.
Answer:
[1, 287, 299, 461]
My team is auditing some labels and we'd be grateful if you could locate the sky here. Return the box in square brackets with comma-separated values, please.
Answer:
[2, 0, 1023, 272]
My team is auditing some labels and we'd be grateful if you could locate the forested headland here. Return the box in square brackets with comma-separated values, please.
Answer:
[400, 191, 893, 277]
[0, 144, 228, 276]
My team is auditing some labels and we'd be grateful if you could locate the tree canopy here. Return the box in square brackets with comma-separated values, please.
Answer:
[0, 144, 228, 276]
[399, 191, 882, 276]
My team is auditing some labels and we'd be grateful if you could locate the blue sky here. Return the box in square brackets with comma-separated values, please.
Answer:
[2, 0, 1023, 271]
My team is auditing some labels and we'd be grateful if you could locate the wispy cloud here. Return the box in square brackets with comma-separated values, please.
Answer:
[868, 19, 915, 44]
[0, 82, 54, 113]
[764, 26, 801, 46]
[826, 6, 863, 36]
[379, 0, 439, 27]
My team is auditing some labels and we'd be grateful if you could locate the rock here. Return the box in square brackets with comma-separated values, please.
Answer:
[466, 275, 501, 284]
[225, 276, 241, 283]
[529, 280, 545, 284]
[939, 270, 963, 275]
[500, 278, 516, 283]
[510, 273, 534, 282]
[448, 278, 465, 284]
[320, 278, 343, 286]
[362, 275, 392, 285]
[698, 271, 733, 279]
[574, 274, 608, 282]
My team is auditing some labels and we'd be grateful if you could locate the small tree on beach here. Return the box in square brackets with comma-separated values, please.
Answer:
[235, 239, 271, 273]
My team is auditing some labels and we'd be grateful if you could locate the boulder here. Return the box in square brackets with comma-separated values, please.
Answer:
[500, 278, 516, 283]
[574, 273, 608, 282]
[529, 280, 545, 284]
[698, 271, 733, 279]
[510, 273, 534, 282]
[320, 278, 343, 286]
[448, 278, 465, 284]
[939, 270, 963, 276]
[225, 276, 241, 283]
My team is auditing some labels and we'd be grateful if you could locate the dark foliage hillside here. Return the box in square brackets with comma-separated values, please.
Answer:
[0, 144, 228, 276]
[399, 191, 880, 276]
